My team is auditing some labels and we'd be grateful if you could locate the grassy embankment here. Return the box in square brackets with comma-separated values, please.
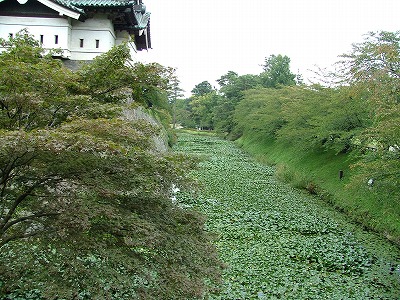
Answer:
[235, 135, 400, 245]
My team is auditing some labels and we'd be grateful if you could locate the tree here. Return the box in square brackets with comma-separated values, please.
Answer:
[234, 87, 288, 142]
[190, 91, 219, 130]
[0, 31, 173, 247]
[339, 31, 400, 83]
[0, 30, 79, 130]
[218, 73, 260, 100]
[191, 80, 214, 96]
[174, 97, 196, 128]
[260, 54, 296, 88]
[216, 71, 238, 87]
[0, 31, 223, 299]
[214, 72, 260, 135]
[0, 31, 84, 245]
[338, 31, 400, 200]
[164, 68, 185, 129]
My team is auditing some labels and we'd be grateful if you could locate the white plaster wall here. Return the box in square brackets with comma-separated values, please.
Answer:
[0, 16, 71, 57]
[116, 30, 138, 61]
[0, 15, 137, 61]
[70, 14, 115, 60]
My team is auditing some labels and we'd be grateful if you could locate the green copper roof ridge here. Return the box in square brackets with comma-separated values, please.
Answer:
[69, 0, 133, 7]
[52, 0, 85, 13]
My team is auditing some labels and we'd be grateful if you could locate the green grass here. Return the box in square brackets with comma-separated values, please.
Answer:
[235, 135, 400, 244]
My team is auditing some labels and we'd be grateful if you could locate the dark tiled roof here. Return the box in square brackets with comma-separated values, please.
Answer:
[0, 0, 143, 13]
[51, 0, 134, 12]
[0, 0, 151, 48]
[0, 0, 132, 12]
[70, 0, 133, 8]
[52, 0, 84, 13]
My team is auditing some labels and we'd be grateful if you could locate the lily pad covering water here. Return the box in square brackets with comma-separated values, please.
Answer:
[174, 132, 400, 299]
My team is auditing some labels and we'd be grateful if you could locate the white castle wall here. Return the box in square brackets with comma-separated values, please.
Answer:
[0, 15, 71, 57]
[0, 14, 138, 60]
[70, 14, 114, 60]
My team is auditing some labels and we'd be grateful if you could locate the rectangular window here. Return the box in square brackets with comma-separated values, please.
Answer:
[79, 39, 84, 48]
[95, 39, 100, 48]
[40, 35, 44, 44]
[54, 35, 58, 44]
[9, 33, 13, 39]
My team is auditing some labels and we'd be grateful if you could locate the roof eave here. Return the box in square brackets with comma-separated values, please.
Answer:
[38, 0, 82, 19]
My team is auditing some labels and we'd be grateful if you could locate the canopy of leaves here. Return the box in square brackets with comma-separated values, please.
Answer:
[260, 54, 296, 88]
[336, 31, 400, 209]
[191, 80, 214, 97]
[189, 91, 220, 130]
[175, 57, 294, 136]
[0, 30, 222, 299]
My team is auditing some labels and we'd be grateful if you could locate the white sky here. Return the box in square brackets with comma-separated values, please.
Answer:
[137, 0, 400, 96]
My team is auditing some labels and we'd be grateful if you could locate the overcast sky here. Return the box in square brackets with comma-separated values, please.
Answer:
[137, 0, 400, 96]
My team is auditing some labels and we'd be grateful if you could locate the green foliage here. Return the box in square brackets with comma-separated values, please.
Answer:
[260, 54, 296, 88]
[339, 31, 400, 83]
[337, 31, 400, 210]
[175, 56, 295, 134]
[0, 31, 78, 130]
[174, 133, 400, 299]
[234, 85, 369, 153]
[214, 73, 261, 135]
[190, 91, 220, 130]
[217, 72, 260, 102]
[0, 30, 222, 299]
[278, 85, 371, 153]
[129, 62, 173, 109]
[191, 80, 214, 97]
[77, 43, 133, 102]
[177, 72, 261, 134]
[234, 88, 287, 141]
[174, 98, 197, 128]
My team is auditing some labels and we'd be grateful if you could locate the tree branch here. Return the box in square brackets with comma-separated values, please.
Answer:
[0, 228, 49, 248]
[2, 211, 59, 233]
[0, 185, 36, 233]
[0, 175, 57, 233]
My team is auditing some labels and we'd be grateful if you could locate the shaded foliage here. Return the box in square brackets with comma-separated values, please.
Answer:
[0, 30, 222, 299]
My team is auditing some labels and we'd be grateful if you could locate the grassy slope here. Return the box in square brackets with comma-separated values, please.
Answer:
[236, 136, 400, 245]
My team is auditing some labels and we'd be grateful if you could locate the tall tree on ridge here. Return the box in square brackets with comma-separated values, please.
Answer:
[260, 54, 296, 88]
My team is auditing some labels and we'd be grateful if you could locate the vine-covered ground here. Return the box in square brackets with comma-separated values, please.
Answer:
[173, 132, 400, 299]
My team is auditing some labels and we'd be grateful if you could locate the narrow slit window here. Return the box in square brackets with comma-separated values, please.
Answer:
[40, 35, 44, 44]
[54, 35, 58, 44]
[80, 39, 84, 48]
[95, 39, 100, 48]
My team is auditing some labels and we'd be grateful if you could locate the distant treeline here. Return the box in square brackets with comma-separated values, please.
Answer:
[175, 31, 400, 244]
